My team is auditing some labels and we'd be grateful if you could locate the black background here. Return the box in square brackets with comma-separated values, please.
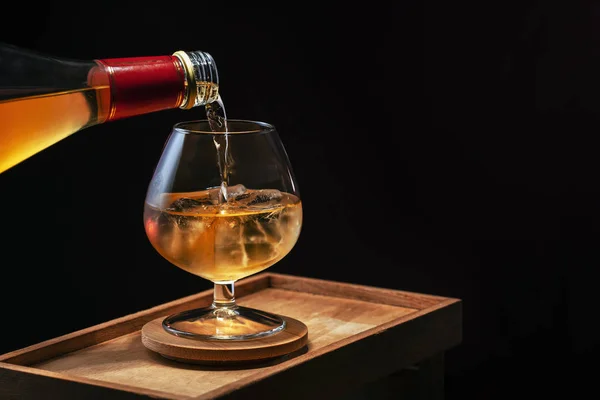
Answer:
[1, 2, 599, 399]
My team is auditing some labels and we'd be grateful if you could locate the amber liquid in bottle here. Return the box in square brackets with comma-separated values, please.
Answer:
[0, 86, 111, 174]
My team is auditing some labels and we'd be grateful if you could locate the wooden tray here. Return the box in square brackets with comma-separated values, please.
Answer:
[0, 273, 462, 400]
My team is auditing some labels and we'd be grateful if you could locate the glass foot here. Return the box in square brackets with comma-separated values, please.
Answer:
[162, 305, 286, 340]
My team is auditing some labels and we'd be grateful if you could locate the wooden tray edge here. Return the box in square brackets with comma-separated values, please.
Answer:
[0, 361, 176, 400]
[267, 272, 459, 308]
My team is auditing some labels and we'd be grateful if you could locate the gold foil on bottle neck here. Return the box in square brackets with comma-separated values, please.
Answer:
[173, 50, 197, 110]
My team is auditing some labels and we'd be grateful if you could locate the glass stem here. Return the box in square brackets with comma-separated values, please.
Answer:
[212, 282, 236, 308]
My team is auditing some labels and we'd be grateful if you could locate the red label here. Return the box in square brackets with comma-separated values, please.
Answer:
[97, 56, 185, 121]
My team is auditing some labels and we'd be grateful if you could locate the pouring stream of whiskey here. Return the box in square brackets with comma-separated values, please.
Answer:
[204, 95, 233, 202]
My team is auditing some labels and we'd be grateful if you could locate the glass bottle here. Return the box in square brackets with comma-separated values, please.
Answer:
[0, 42, 219, 174]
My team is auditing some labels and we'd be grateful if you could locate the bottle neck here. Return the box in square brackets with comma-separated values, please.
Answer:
[92, 51, 219, 122]
[173, 51, 220, 109]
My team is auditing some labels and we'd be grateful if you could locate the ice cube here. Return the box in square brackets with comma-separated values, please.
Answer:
[214, 213, 247, 267]
[222, 184, 247, 202]
[237, 189, 283, 207]
[166, 187, 221, 211]
[167, 197, 206, 212]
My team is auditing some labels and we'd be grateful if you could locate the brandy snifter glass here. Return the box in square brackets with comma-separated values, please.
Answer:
[143, 120, 302, 340]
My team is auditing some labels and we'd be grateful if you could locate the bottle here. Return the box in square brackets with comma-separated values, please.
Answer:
[0, 42, 219, 174]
